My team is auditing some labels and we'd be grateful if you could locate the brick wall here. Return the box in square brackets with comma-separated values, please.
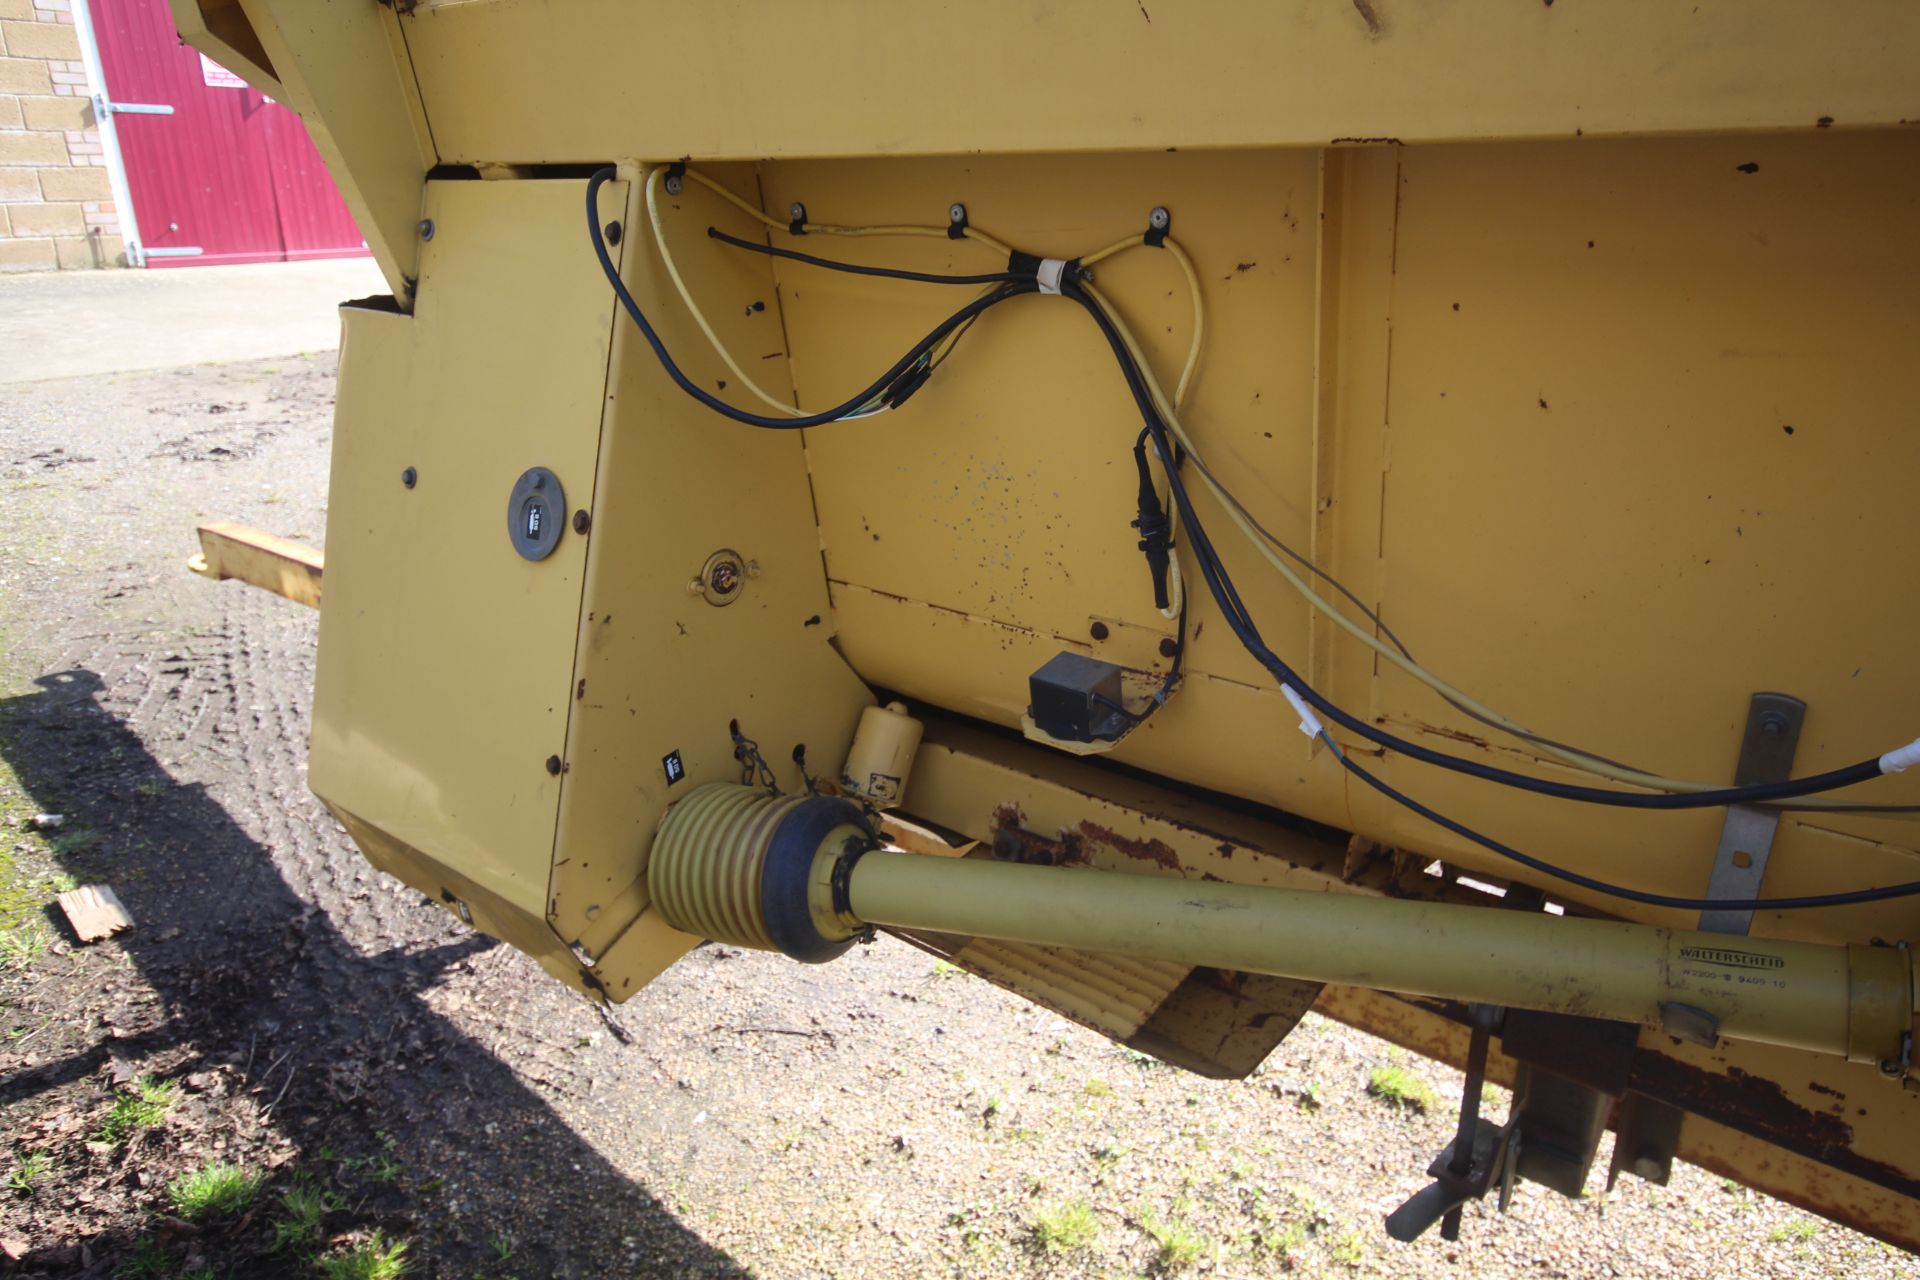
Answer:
[0, 0, 123, 272]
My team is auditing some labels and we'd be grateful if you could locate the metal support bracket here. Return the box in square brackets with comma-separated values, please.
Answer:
[1699, 692, 1804, 935]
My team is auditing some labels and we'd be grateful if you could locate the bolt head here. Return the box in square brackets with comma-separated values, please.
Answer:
[401, 466, 417, 489]
[417, 218, 435, 241]
[663, 174, 684, 195]
[572, 509, 591, 534]
[789, 202, 806, 222]
[949, 203, 966, 224]
[1149, 206, 1170, 230]
[603, 221, 622, 245]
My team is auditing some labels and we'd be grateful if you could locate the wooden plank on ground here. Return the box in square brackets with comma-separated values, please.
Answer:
[56, 885, 134, 943]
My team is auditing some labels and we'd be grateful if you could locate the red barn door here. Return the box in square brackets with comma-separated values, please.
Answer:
[86, 0, 367, 267]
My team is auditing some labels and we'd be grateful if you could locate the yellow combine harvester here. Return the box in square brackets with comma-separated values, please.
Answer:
[175, 0, 1920, 1248]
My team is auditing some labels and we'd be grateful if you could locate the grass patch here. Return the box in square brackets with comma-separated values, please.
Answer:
[0, 922, 47, 970]
[167, 1160, 266, 1221]
[318, 1231, 411, 1280]
[271, 1177, 339, 1251]
[49, 828, 100, 857]
[1366, 1064, 1437, 1113]
[97, 1075, 176, 1145]
[1330, 1229, 1368, 1266]
[931, 959, 964, 978]
[1032, 1199, 1099, 1253]
[1083, 1078, 1114, 1099]
[1768, 1217, 1820, 1244]
[6, 1152, 48, 1194]
[1141, 1212, 1209, 1270]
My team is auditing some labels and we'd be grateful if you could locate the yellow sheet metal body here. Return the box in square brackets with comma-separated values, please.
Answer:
[174, 0, 1920, 1245]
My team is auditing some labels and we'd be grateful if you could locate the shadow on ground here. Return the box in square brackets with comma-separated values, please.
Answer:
[1, 669, 744, 1279]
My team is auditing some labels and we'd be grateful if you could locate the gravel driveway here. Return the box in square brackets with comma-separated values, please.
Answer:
[0, 355, 1909, 1278]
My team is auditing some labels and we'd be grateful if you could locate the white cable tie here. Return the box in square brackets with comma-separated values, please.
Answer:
[1036, 258, 1067, 295]
[1280, 684, 1324, 741]
[1880, 737, 1920, 774]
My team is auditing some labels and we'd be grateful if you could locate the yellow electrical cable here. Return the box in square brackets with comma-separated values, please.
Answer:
[644, 168, 804, 416]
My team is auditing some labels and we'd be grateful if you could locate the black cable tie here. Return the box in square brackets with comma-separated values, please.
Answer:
[788, 204, 808, 236]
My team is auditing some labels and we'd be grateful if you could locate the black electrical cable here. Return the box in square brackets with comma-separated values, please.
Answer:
[1321, 733, 1920, 910]
[1062, 283, 1920, 907]
[709, 212, 1919, 813]
[706, 226, 1024, 285]
[1062, 281, 1901, 810]
[587, 169, 1036, 429]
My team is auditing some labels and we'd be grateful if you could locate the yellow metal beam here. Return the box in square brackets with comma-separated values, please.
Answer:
[397, 1, 1920, 163]
[188, 521, 323, 609]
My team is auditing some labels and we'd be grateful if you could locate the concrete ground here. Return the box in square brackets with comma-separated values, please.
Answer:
[0, 257, 387, 385]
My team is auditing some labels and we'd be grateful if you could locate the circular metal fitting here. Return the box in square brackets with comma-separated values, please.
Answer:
[788, 201, 807, 224]
[401, 465, 417, 489]
[949, 202, 967, 225]
[695, 548, 748, 606]
[506, 467, 566, 562]
[418, 218, 435, 241]
[1149, 206, 1170, 231]
[663, 173, 684, 196]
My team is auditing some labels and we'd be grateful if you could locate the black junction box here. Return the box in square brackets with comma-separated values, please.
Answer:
[1028, 651, 1130, 743]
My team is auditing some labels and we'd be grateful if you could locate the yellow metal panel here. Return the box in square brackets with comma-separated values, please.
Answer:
[235, 0, 432, 303]
[548, 166, 876, 999]
[168, 0, 282, 98]
[310, 177, 624, 946]
[397, 1, 1920, 162]
[722, 137, 1920, 946]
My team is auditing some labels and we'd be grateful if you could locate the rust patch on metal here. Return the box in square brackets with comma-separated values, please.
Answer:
[988, 803, 1084, 866]
[1075, 820, 1182, 873]
[1409, 720, 1492, 750]
[1629, 1056, 1920, 1207]
[1634, 1060, 1855, 1162]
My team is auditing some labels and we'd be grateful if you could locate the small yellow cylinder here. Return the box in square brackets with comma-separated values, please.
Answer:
[845, 851, 1911, 1064]
[840, 701, 924, 808]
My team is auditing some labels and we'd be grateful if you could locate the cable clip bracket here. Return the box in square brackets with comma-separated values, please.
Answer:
[948, 202, 969, 240]
[1144, 205, 1171, 248]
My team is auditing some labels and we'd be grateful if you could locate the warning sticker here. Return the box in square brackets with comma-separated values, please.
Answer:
[200, 53, 248, 90]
